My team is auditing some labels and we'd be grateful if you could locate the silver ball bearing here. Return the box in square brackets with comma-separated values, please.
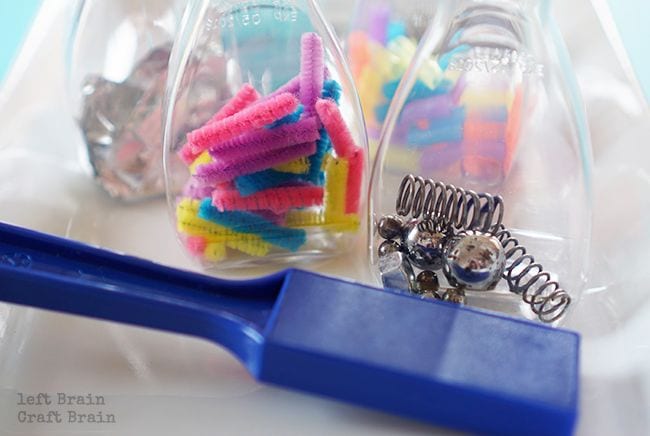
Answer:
[402, 219, 447, 270]
[378, 239, 401, 257]
[443, 288, 466, 305]
[377, 215, 404, 240]
[415, 270, 439, 295]
[443, 230, 506, 291]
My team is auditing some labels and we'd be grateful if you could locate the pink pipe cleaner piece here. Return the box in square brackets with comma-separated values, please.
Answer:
[262, 75, 301, 102]
[178, 84, 261, 165]
[299, 33, 325, 117]
[209, 117, 320, 162]
[178, 143, 203, 165]
[345, 148, 364, 214]
[194, 142, 317, 185]
[206, 83, 261, 125]
[315, 98, 357, 158]
[451, 75, 467, 103]
[186, 236, 208, 255]
[187, 92, 299, 155]
[212, 185, 324, 214]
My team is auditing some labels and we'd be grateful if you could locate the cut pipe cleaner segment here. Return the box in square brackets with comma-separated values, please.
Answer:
[174, 32, 364, 265]
[186, 92, 299, 155]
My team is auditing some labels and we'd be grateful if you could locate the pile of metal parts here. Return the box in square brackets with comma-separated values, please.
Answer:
[377, 174, 571, 323]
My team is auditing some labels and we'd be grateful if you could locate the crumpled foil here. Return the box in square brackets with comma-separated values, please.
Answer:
[80, 45, 171, 200]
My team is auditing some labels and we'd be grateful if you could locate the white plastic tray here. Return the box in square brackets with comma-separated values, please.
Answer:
[0, 1, 649, 434]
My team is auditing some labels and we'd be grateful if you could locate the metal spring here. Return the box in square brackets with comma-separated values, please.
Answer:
[494, 224, 571, 323]
[395, 174, 504, 234]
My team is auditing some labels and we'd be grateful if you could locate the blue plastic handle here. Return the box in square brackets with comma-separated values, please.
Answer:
[0, 221, 287, 367]
[0, 221, 580, 435]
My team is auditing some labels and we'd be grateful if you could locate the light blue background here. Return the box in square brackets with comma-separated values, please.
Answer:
[607, 0, 650, 99]
[0, 1, 648, 97]
[0, 1, 43, 84]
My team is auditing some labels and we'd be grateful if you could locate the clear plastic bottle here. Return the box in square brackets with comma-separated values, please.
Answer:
[370, 0, 593, 324]
[163, 0, 368, 270]
[67, 0, 185, 200]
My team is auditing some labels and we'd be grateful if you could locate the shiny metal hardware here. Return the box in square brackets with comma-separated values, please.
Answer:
[375, 173, 571, 323]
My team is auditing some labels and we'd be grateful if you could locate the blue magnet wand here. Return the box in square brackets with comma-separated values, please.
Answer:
[0, 221, 578, 436]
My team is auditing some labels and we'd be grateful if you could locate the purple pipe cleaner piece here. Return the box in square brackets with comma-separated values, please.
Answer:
[400, 77, 467, 125]
[183, 178, 215, 199]
[194, 142, 317, 185]
[368, 5, 390, 45]
[401, 93, 456, 124]
[300, 33, 325, 117]
[420, 143, 463, 172]
[262, 75, 301, 102]
[208, 117, 320, 161]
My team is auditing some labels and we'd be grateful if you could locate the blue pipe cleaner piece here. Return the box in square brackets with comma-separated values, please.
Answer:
[405, 108, 466, 147]
[438, 44, 471, 70]
[235, 169, 302, 196]
[424, 107, 466, 129]
[381, 80, 400, 100]
[322, 79, 342, 103]
[374, 103, 391, 124]
[268, 105, 304, 128]
[387, 21, 406, 42]
[306, 128, 331, 186]
[407, 125, 465, 148]
[198, 199, 307, 252]
[375, 82, 456, 124]
[382, 79, 453, 101]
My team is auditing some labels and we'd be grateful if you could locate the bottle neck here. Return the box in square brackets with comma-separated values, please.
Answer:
[443, 0, 540, 50]
[457, 0, 540, 10]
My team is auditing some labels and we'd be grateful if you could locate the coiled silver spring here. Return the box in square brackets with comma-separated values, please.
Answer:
[494, 224, 571, 323]
[393, 174, 570, 323]
[395, 174, 504, 234]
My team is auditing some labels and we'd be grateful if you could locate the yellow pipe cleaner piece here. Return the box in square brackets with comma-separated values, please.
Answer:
[189, 151, 213, 175]
[323, 157, 349, 220]
[283, 155, 360, 233]
[369, 41, 402, 81]
[285, 210, 360, 233]
[225, 238, 271, 257]
[285, 210, 325, 227]
[387, 36, 443, 89]
[460, 89, 514, 108]
[374, 148, 421, 173]
[176, 199, 269, 251]
[273, 157, 310, 174]
[322, 217, 360, 233]
[357, 67, 384, 125]
[204, 242, 226, 262]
